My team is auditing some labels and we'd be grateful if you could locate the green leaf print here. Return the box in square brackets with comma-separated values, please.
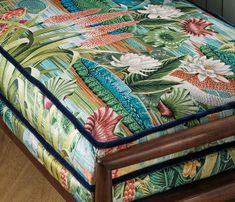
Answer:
[130, 80, 180, 94]
[159, 87, 199, 119]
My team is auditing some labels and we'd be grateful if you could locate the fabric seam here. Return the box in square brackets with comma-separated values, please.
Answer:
[1, 91, 235, 190]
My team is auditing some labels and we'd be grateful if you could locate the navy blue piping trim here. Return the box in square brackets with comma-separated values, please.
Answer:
[113, 140, 235, 185]
[0, 92, 95, 192]
[0, 47, 100, 147]
[1, 46, 235, 149]
[1, 90, 235, 188]
[1, 0, 235, 148]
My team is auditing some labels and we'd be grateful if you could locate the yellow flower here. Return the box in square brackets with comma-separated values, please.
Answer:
[183, 160, 201, 178]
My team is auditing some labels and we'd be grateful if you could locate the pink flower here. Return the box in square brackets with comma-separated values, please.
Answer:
[43, 95, 69, 110]
[157, 100, 173, 117]
[43, 96, 53, 109]
[60, 168, 69, 190]
[80, 33, 133, 48]
[85, 107, 122, 142]
[181, 18, 216, 37]
[44, 8, 100, 24]
[74, 11, 133, 26]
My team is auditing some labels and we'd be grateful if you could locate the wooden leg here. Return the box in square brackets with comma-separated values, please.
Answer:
[95, 159, 112, 202]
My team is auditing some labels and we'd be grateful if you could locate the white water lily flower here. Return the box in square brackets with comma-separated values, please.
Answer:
[181, 56, 233, 83]
[138, 4, 182, 19]
[111, 53, 162, 76]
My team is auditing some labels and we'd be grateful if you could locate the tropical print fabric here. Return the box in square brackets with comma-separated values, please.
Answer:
[113, 148, 235, 202]
[0, 0, 235, 201]
[1, 98, 235, 202]
[0, 100, 93, 202]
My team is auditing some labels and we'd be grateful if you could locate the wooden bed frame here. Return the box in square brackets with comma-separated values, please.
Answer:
[1, 115, 235, 202]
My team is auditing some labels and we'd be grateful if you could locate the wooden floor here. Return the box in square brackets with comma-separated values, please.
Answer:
[0, 131, 66, 202]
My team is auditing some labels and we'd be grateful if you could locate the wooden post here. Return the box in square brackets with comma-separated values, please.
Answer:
[95, 158, 113, 202]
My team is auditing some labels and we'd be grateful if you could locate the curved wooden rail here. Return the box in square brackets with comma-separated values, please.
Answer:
[96, 115, 235, 202]
[1, 115, 235, 202]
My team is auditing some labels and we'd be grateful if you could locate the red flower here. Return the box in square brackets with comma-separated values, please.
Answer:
[0, 8, 25, 20]
[85, 107, 122, 142]
[0, 25, 9, 36]
[0, 8, 26, 36]
[180, 18, 216, 37]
